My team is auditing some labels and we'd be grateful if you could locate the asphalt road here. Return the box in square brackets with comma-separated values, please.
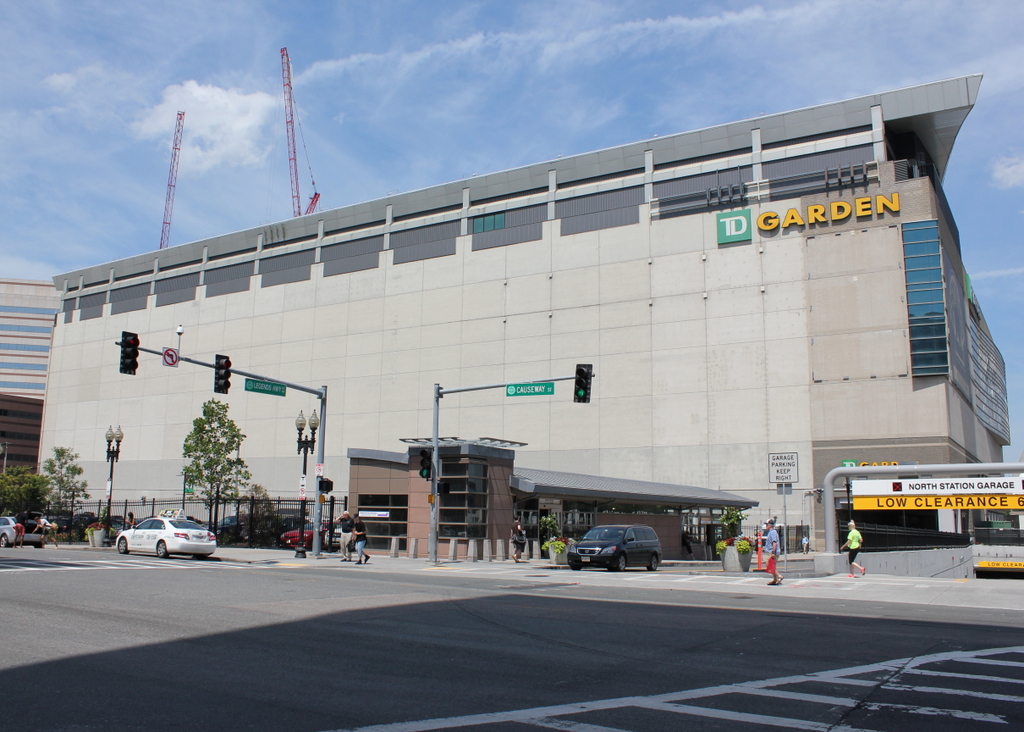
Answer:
[2, 549, 1023, 731]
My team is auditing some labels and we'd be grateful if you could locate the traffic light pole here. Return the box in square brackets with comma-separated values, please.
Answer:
[123, 343, 329, 556]
[428, 373, 581, 564]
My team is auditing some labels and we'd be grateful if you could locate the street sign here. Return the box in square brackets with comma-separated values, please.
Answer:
[769, 452, 799, 483]
[183, 484, 194, 495]
[245, 378, 286, 397]
[315, 463, 324, 477]
[505, 382, 555, 397]
[162, 347, 179, 367]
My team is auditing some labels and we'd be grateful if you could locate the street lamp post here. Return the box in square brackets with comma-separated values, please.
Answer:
[103, 426, 123, 547]
[294, 409, 319, 558]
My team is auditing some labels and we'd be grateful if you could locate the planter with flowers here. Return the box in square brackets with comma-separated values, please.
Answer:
[85, 523, 107, 547]
[716, 536, 753, 572]
[542, 536, 574, 565]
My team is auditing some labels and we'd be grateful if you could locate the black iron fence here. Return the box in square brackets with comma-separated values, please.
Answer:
[848, 522, 971, 552]
[12, 496, 348, 550]
[974, 528, 1024, 547]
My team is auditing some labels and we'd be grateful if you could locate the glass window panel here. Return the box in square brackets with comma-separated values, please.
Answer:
[910, 338, 947, 353]
[473, 218, 484, 234]
[468, 463, 488, 478]
[910, 324, 946, 339]
[902, 220, 938, 231]
[494, 212, 505, 230]
[912, 352, 949, 368]
[443, 464, 468, 477]
[912, 365, 949, 375]
[905, 254, 941, 270]
[439, 493, 466, 508]
[465, 494, 488, 508]
[439, 509, 466, 523]
[907, 289, 944, 304]
[907, 281, 940, 291]
[902, 228, 939, 243]
[903, 241, 940, 256]
[908, 303, 945, 318]
[906, 268, 941, 285]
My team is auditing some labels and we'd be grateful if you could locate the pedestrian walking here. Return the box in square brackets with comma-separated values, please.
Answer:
[801, 535, 809, 554]
[764, 519, 783, 585]
[337, 510, 355, 561]
[681, 530, 694, 560]
[840, 520, 866, 577]
[352, 513, 369, 564]
[36, 515, 58, 548]
[510, 517, 527, 563]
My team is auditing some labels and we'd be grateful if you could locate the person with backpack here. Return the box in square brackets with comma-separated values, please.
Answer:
[510, 517, 527, 563]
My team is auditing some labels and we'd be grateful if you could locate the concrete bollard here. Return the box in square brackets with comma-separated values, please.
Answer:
[389, 537, 399, 558]
[409, 537, 419, 559]
[448, 538, 458, 561]
[468, 539, 478, 563]
[531, 539, 541, 560]
[483, 539, 492, 562]
[496, 539, 506, 562]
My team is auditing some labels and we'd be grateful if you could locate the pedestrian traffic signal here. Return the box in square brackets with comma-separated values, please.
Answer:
[320, 478, 333, 493]
[419, 449, 432, 480]
[213, 354, 232, 394]
[573, 363, 593, 403]
[119, 331, 140, 375]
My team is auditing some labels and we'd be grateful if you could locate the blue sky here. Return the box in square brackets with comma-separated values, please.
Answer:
[2, 0, 1022, 461]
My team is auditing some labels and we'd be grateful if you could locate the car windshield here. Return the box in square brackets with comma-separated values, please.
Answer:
[170, 520, 205, 530]
[582, 527, 625, 542]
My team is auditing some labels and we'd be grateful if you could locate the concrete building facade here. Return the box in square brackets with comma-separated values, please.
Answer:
[41, 75, 1009, 536]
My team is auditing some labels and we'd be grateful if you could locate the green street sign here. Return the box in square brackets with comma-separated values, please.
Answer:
[506, 382, 555, 397]
[245, 378, 287, 397]
[183, 484, 194, 495]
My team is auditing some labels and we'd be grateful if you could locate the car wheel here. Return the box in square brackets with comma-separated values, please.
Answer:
[609, 553, 627, 571]
[156, 540, 169, 559]
[192, 554, 207, 560]
[117, 538, 129, 555]
[647, 553, 660, 571]
[0, 534, 9, 547]
[569, 563, 582, 571]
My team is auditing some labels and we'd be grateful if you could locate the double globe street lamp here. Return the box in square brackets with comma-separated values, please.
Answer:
[294, 410, 319, 557]
[104, 425, 124, 547]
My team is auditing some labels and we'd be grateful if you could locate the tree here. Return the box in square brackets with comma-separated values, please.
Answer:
[182, 400, 251, 513]
[0, 466, 52, 514]
[42, 446, 89, 513]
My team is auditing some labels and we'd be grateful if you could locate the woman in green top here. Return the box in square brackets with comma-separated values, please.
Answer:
[840, 520, 865, 577]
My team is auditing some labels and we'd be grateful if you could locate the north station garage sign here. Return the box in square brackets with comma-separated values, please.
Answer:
[851, 477, 1024, 510]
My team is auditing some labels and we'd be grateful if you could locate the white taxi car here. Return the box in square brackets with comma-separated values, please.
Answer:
[115, 510, 217, 559]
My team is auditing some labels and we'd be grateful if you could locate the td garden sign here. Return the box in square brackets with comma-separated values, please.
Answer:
[851, 477, 1024, 510]
[717, 193, 900, 244]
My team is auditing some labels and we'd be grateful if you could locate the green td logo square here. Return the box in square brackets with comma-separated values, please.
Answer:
[717, 210, 752, 244]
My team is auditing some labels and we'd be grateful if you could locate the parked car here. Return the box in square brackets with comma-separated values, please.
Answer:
[279, 523, 327, 550]
[567, 524, 662, 571]
[115, 513, 217, 559]
[0, 516, 17, 547]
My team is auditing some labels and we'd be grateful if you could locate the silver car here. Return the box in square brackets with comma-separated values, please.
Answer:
[116, 516, 217, 559]
[0, 516, 17, 547]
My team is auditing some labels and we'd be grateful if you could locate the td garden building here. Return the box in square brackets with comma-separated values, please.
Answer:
[43, 75, 1010, 538]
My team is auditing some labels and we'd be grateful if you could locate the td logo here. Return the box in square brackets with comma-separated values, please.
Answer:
[717, 210, 752, 245]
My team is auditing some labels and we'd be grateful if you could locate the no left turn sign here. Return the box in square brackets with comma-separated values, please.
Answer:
[162, 348, 179, 367]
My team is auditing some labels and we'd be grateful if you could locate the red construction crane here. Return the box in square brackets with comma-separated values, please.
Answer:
[281, 47, 320, 217]
[159, 110, 185, 249]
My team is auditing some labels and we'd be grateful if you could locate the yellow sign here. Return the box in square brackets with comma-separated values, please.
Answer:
[757, 193, 899, 232]
[854, 494, 1024, 510]
[977, 561, 1024, 570]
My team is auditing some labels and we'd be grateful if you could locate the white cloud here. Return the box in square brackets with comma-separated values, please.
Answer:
[132, 80, 279, 174]
[992, 154, 1024, 188]
[971, 266, 1024, 281]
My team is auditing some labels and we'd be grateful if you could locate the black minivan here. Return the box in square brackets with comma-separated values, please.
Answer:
[567, 524, 662, 571]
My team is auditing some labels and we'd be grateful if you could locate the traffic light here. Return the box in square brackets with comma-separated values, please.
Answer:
[573, 363, 593, 403]
[419, 449, 432, 480]
[320, 478, 334, 493]
[213, 354, 232, 394]
[119, 331, 140, 375]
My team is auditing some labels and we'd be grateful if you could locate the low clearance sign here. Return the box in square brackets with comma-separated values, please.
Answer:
[717, 192, 900, 244]
[850, 477, 1024, 511]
